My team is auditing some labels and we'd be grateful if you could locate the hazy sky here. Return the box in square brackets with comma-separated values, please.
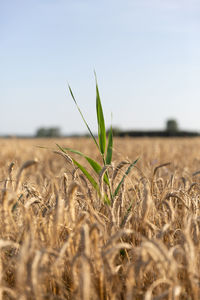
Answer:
[1, 0, 200, 135]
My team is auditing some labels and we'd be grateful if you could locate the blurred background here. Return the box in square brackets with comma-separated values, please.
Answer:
[1, 0, 200, 137]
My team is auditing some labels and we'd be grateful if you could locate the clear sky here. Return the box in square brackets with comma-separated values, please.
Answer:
[1, 0, 200, 135]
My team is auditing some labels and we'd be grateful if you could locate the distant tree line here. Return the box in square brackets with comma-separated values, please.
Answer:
[34, 120, 199, 138]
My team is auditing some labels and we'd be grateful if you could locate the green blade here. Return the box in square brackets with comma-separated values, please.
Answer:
[58, 144, 101, 172]
[113, 158, 139, 197]
[57, 144, 108, 201]
[73, 158, 111, 204]
[57, 144, 109, 185]
[95, 74, 106, 155]
[106, 125, 113, 165]
[68, 85, 99, 151]
[72, 158, 100, 194]
[70, 158, 111, 204]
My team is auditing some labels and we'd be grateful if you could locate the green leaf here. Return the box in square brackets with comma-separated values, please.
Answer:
[95, 74, 106, 155]
[57, 145, 110, 201]
[113, 158, 139, 197]
[58, 144, 101, 172]
[68, 85, 99, 151]
[57, 144, 109, 185]
[71, 158, 112, 204]
[72, 158, 100, 194]
[106, 125, 113, 165]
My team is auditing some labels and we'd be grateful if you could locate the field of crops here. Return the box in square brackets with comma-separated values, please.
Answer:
[1, 137, 200, 300]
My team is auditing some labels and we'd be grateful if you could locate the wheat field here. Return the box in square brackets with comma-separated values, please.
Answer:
[1, 137, 200, 300]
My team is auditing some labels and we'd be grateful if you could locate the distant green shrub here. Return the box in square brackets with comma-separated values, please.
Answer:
[36, 127, 61, 138]
[166, 119, 179, 133]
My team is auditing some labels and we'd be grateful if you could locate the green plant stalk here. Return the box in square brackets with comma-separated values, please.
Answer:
[71, 75, 113, 199]
[63, 74, 138, 204]
[95, 78, 113, 200]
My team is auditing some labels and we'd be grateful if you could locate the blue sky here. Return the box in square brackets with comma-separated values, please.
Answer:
[1, 0, 200, 135]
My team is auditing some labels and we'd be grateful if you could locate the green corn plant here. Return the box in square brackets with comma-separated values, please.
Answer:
[58, 74, 138, 204]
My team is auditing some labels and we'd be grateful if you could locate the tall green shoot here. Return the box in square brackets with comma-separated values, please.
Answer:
[58, 75, 138, 204]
